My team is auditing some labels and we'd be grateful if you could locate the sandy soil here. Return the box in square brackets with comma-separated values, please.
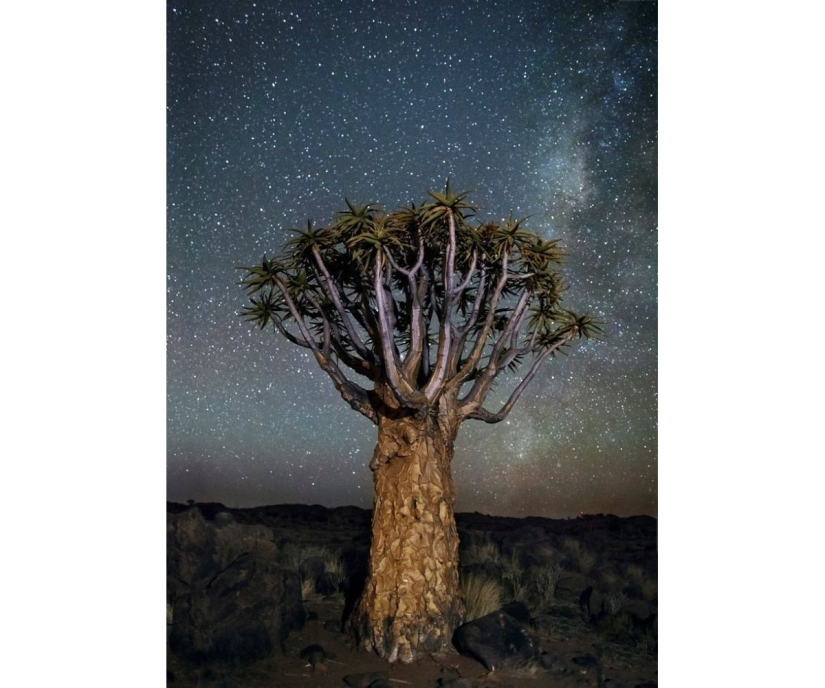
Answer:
[167, 596, 656, 688]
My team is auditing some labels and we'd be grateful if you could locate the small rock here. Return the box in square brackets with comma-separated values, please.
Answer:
[437, 678, 473, 688]
[453, 610, 541, 671]
[299, 643, 334, 667]
[555, 573, 590, 603]
[572, 653, 599, 668]
[439, 666, 461, 680]
[324, 618, 343, 632]
[539, 651, 566, 673]
[367, 680, 393, 688]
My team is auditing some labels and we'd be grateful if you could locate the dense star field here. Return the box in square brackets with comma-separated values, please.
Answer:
[167, 0, 657, 517]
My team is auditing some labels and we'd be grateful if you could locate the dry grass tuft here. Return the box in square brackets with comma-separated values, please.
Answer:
[300, 577, 315, 601]
[280, 542, 331, 571]
[562, 537, 598, 574]
[461, 572, 503, 622]
[460, 540, 502, 567]
[501, 549, 528, 601]
[323, 554, 347, 592]
[530, 564, 562, 608]
[624, 563, 657, 601]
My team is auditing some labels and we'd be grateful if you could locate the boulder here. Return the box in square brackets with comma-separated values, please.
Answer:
[169, 552, 304, 664]
[167, 506, 220, 587]
[437, 679, 473, 688]
[452, 609, 541, 671]
[167, 506, 305, 664]
[554, 573, 590, 603]
[621, 599, 654, 624]
[580, 586, 608, 621]
[499, 601, 531, 624]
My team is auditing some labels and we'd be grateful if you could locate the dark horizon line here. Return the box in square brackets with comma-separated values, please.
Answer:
[167, 498, 657, 521]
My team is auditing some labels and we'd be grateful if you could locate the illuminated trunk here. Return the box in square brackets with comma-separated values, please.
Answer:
[353, 409, 464, 663]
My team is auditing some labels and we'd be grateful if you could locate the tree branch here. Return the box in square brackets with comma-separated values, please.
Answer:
[385, 240, 427, 383]
[423, 213, 458, 402]
[447, 251, 511, 389]
[457, 288, 533, 408]
[460, 333, 572, 423]
[311, 246, 376, 367]
[270, 274, 377, 423]
[373, 252, 426, 408]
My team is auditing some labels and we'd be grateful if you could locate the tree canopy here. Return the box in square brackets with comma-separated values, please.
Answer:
[238, 183, 600, 424]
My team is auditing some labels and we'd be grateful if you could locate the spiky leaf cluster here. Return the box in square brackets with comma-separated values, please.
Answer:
[238, 184, 600, 424]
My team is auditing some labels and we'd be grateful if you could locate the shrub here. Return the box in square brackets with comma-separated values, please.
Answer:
[460, 540, 502, 567]
[624, 563, 657, 602]
[279, 542, 336, 600]
[323, 554, 347, 593]
[530, 564, 562, 609]
[501, 549, 529, 601]
[279, 542, 331, 572]
[562, 538, 598, 575]
[301, 577, 315, 601]
[605, 591, 627, 616]
[461, 572, 503, 622]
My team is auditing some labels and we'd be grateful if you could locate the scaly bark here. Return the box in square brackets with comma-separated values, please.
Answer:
[352, 405, 464, 663]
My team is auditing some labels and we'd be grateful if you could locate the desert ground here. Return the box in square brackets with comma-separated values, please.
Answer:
[167, 502, 657, 687]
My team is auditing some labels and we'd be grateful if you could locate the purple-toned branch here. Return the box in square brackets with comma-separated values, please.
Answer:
[373, 253, 426, 408]
[460, 333, 572, 423]
[271, 274, 377, 423]
[311, 245, 374, 366]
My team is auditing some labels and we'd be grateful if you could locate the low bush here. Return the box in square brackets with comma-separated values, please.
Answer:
[461, 571, 503, 622]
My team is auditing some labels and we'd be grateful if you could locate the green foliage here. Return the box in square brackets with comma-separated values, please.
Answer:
[237, 183, 601, 423]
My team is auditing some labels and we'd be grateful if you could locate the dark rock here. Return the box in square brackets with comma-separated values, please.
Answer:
[580, 586, 608, 621]
[452, 610, 541, 671]
[367, 680, 393, 688]
[167, 508, 305, 665]
[323, 618, 343, 633]
[437, 679, 474, 688]
[343, 672, 389, 688]
[554, 573, 590, 603]
[499, 601, 530, 624]
[572, 653, 599, 668]
[621, 600, 654, 624]
[539, 651, 566, 673]
[167, 507, 220, 587]
[299, 643, 334, 667]
[543, 604, 579, 619]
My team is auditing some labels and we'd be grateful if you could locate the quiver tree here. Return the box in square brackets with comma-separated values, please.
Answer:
[238, 183, 600, 664]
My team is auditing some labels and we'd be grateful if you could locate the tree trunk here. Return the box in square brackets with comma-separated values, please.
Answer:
[352, 409, 465, 663]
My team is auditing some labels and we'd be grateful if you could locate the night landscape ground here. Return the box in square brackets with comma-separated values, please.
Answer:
[167, 501, 656, 687]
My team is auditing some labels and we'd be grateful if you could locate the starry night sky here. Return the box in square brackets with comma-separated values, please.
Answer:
[166, 0, 657, 517]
